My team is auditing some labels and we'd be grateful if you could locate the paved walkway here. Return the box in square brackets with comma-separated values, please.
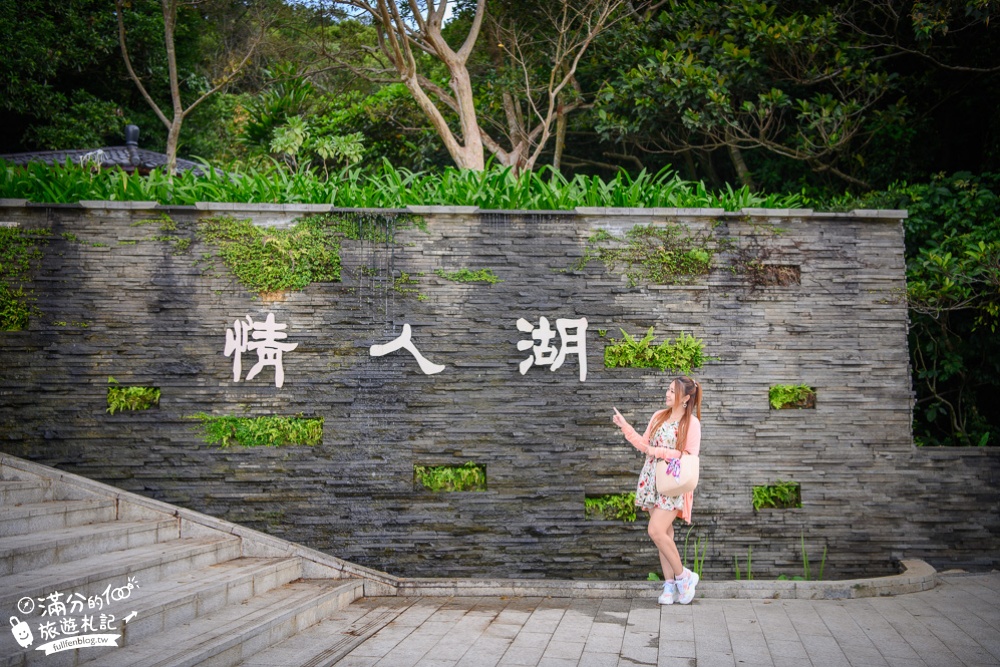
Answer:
[327, 572, 999, 667]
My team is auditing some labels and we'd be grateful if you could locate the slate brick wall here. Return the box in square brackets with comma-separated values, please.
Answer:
[1, 201, 997, 580]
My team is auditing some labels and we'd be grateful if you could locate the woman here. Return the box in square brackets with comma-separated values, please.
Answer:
[613, 376, 702, 605]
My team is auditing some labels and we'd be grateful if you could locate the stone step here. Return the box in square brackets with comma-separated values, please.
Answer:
[0, 535, 242, 614]
[0, 500, 117, 537]
[2, 557, 308, 667]
[0, 480, 55, 505]
[76, 579, 364, 667]
[238, 596, 416, 667]
[0, 519, 179, 576]
[0, 468, 95, 502]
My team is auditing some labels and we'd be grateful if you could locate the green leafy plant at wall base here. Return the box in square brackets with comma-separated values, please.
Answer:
[682, 526, 708, 578]
[734, 546, 753, 581]
[191, 414, 324, 448]
[778, 534, 827, 581]
[414, 462, 487, 492]
[604, 328, 710, 374]
[106, 377, 160, 414]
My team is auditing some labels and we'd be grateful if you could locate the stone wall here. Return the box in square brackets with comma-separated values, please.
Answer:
[1, 200, 997, 580]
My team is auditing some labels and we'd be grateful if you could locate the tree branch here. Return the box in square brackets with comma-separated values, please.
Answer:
[115, 0, 170, 129]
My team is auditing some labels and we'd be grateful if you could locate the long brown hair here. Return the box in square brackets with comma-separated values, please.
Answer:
[647, 376, 702, 454]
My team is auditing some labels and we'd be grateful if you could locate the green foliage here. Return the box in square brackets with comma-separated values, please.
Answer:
[106, 377, 160, 414]
[25, 91, 129, 151]
[768, 384, 816, 409]
[191, 413, 323, 448]
[647, 572, 661, 581]
[575, 224, 719, 286]
[196, 215, 345, 294]
[593, 0, 901, 189]
[195, 212, 416, 295]
[604, 328, 710, 374]
[392, 271, 424, 299]
[584, 492, 637, 522]
[734, 546, 753, 581]
[134, 214, 191, 254]
[778, 534, 827, 581]
[269, 115, 365, 173]
[682, 526, 707, 578]
[836, 172, 1000, 446]
[0, 284, 32, 331]
[434, 268, 503, 284]
[0, 0, 228, 156]
[752, 481, 802, 511]
[413, 462, 487, 492]
[242, 64, 317, 147]
[0, 227, 48, 330]
[0, 160, 806, 210]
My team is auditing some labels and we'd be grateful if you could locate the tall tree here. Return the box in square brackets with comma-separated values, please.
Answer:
[322, 0, 628, 171]
[593, 1, 900, 188]
[0, 0, 135, 151]
[115, 0, 272, 173]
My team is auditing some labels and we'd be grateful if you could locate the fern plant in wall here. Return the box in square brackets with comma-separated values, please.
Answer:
[106, 377, 160, 414]
[769, 384, 816, 409]
[604, 328, 711, 374]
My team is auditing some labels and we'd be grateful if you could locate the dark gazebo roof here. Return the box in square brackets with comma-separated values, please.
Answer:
[0, 125, 209, 176]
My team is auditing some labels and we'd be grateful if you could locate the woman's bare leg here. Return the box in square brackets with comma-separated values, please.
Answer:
[648, 508, 683, 578]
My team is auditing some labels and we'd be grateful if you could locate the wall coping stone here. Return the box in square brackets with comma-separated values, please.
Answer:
[478, 209, 577, 215]
[739, 207, 816, 216]
[407, 205, 480, 214]
[79, 200, 159, 210]
[0, 200, 909, 222]
[850, 208, 909, 218]
[575, 207, 729, 216]
[194, 202, 334, 213]
[807, 209, 909, 220]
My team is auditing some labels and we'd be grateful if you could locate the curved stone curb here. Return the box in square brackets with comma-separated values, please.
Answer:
[396, 559, 936, 600]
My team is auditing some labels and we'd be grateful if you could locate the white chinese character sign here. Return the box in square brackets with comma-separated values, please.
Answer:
[224, 313, 298, 388]
[220, 313, 591, 383]
[517, 316, 588, 382]
[369, 323, 445, 374]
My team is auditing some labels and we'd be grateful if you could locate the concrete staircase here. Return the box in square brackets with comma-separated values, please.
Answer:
[0, 454, 401, 667]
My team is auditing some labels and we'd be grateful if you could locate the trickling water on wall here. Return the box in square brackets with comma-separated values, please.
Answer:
[342, 211, 409, 518]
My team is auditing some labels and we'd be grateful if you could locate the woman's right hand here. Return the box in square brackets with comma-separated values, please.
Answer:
[612, 407, 627, 429]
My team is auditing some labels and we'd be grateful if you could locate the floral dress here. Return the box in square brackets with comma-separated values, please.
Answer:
[635, 421, 686, 512]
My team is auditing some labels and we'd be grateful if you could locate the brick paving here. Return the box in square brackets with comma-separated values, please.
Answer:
[327, 572, 1000, 667]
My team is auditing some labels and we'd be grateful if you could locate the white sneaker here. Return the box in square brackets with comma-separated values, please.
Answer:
[658, 580, 677, 605]
[676, 569, 700, 604]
